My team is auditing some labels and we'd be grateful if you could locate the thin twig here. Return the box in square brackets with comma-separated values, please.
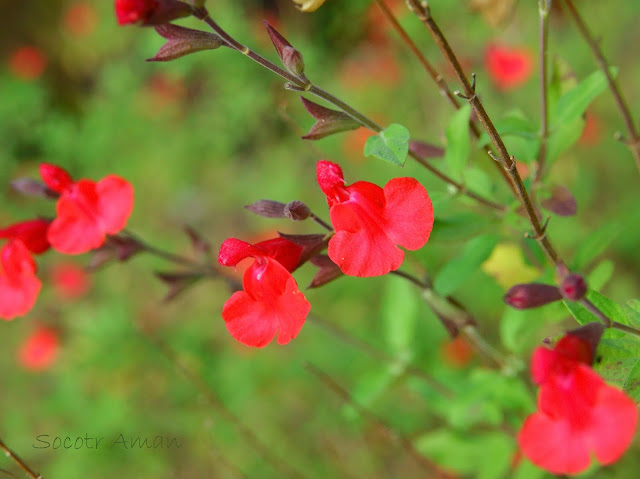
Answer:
[0, 437, 42, 479]
[563, 0, 640, 175]
[534, 0, 551, 186]
[192, 6, 505, 212]
[372, 0, 518, 193]
[406, 0, 560, 265]
[305, 363, 456, 479]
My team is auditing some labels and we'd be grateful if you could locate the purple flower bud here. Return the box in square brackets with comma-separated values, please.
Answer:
[264, 21, 306, 78]
[504, 283, 563, 309]
[244, 200, 287, 218]
[560, 273, 587, 301]
[284, 201, 310, 221]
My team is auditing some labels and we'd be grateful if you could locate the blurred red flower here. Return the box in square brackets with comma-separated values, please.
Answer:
[64, 3, 98, 37]
[18, 325, 60, 371]
[0, 219, 51, 254]
[518, 334, 639, 475]
[316, 160, 433, 277]
[0, 240, 41, 320]
[218, 237, 310, 347]
[50, 262, 91, 299]
[115, 0, 159, 25]
[8, 46, 47, 81]
[485, 43, 533, 90]
[40, 164, 134, 255]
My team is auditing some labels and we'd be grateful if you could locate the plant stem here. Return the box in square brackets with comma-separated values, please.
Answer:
[193, 6, 505, 212]
[563, 0, 640, 176]
[0, 437, 42, 479]
[406, 0, 560, 265]
[372, 0, 462, 116]
[305, 363, 456, 479]
[372, 0, 518, 194]
[534, 0, 551, 187]
[579, 298, 640, 337]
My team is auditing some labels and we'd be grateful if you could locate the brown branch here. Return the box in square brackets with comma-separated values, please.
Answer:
[0, 437, 42, 479]
[406, 0, 561, 265]
[563, 0, 640, 176]
[373, 0, 517, 196]
[193, 6, 505, 212]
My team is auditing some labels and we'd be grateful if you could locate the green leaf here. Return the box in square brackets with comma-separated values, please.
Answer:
[595, 336, 640, 397]
[415, 430, 514, 479]
[444, 104, 471, 180]
[586, 260, 614, 291]
[623, 360, 640, 403]
[434, 234, 499, 296]
[550, 69, 614, 127]
[477, 110, 539, 163]
[430, 213, 493, 242]
[571, 219, 622, 269]
[463, 167, 494, 199]
[363, 123, 410, 166]
[624, 299, 640, 328]
[563, 290, 628, 326]
[500, 302, 568, 353]
[342, 367, 395, 420]
[546, 116, 585, 163]
[381, 275, 418, 358]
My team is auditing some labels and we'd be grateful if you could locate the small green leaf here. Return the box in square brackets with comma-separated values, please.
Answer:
[444, 104, 471, 180]
[623, 360, 640, 403]
[571, 219, 622, 269]
[586, 260, 614, 291]
[434, 234, 499, 296]
[430, 213, 493, 242]
[342, 367, 395, 420]
[363, 123, 410, 166]
[550, 69, 615, 127]
[546, 116, 585, 163]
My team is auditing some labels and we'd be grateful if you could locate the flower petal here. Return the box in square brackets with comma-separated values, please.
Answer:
[328, 201, 404, 277]
[0, 241, 41, 320]
[382, 177, 433, 250]
[96, 175, 134, 234]
[48, 193, 105, 254]
[40, 163, 73, 193]
[222, 290, 279, 347]
[518, 412, 591, 475]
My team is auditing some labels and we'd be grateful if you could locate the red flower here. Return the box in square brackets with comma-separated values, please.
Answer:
[114, 0, 191, 26]
[218, 237, 310, 347]
[316, 160, 433, 277]
[18, 325, 60, 371]
[8, 46, 47, 81]
[518, 334, 639, 475]
[0, 240, 42, 320]
[485, 43, 533, 90]
[40, 164, 134, 255]
[0, 219, 51, 254]
[115, 0, 159, 25]
[50, 262, 91, 299]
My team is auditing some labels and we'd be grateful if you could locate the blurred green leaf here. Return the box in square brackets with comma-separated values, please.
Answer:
[415, 429, 514, 479]
[624, 299, 640, 328]
[342, 367, 396, 420]
[501, 302, 568, 353]
[434, 234, 500, 296]
[444, 104, 471, 180]
[546, 116, 584, 163]
[363, 123, 410, 166]
[563, 290, 628, 326]
[464, 167, 495, 199]
[550, 69, 614, 127]
[587, 260, 615, 290]
[381, 275, 418, 358]
[477, 110, 540, 164]
[571, 219, 622, 269]
[430, 213, 494, 242]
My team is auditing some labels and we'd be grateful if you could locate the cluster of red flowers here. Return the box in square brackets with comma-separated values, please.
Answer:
[217, 160, 434, 348]
[0, 164, 133, 320]
[519, 332, 638, 474]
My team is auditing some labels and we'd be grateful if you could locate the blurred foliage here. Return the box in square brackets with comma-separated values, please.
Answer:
[2, 0, 640, 478]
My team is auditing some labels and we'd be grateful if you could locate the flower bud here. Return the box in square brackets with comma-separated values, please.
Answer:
[503, 283, 563, 309]
[300, 97, 360, 140]
[244, 200, 287, 218]
[263, 21, 306, 78]
[309, 255, 343, 288]
[11, 178, 58, 199]
[292, 0, 327, 12]
[560, 273, 587, 301]
[284, 201, 310, 221]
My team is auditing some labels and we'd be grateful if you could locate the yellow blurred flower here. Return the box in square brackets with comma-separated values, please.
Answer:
[292, 0, 327, 12]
